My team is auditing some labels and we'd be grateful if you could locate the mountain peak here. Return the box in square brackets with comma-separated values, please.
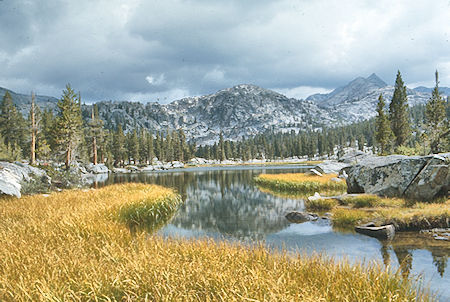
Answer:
[366, 73, 387, 88]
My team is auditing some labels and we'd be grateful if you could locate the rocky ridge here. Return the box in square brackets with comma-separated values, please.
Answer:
[2, 74, 448, 145]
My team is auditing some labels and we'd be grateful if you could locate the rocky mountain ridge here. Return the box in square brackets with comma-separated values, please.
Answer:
[1, 74, 448, 144]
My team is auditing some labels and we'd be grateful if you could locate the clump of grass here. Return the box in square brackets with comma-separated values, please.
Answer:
[255, 173, 347, 194]
[306, 198, 338, 211]
[340, 194, 380, 208]
[332, 198, 450, 231]
[117, 193, 182, 231]
[332, 208, 371, 229]
[0, 184, 431, 301]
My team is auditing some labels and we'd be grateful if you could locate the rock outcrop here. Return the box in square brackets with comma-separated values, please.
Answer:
[86, 163, 110, 174]
[313, 161, 350, 174]
[0, 162, 48, 198]
[345, 154, 449, 201]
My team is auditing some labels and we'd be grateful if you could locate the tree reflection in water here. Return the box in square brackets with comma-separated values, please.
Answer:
[379, 232, 449, 278]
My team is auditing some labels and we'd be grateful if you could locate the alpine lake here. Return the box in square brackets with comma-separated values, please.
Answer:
[92, 165, 450, 301]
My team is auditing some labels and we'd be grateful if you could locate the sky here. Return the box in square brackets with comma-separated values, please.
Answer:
[0, 0, 449, 103]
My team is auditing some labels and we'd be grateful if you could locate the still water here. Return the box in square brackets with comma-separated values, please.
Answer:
[94, 165, 449, 300]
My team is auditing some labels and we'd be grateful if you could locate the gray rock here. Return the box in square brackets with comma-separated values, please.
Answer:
[308, 169, 323, 176]
[86, 163, 110, 174]
[307, 192, 322, 201]
[314, 161, 350, 174]
[0, 161, 48, 198]
[346, 155, 449, 200]
[285, 211, 319, 223]
[339, 150, 373, 164]
[0, 169, 22, 198]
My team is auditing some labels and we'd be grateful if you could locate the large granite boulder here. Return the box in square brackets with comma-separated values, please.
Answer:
[0, 162, 47, 198]
[86, 163, 110, 174]
[346, 154, 449, 201]
[313, 161, 350, 174]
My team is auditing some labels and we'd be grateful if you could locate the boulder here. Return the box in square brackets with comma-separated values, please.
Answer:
[346, 154, 449, 200]
[339, 150, 373, 164]
[308, 168, 323, 176]
[314, 161, 350, 174]
[0, 161, 48, 198]
[141, 165, 154, 172]
[0, 168, 22, 198]
[285, 211, 319, 223]
[86, 163, 110, 174]
[171, 161, 185, 168]
[307, 192, 322, 202]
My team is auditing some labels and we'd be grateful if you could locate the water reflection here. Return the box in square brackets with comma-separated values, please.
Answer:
[95, 166, 450, 301]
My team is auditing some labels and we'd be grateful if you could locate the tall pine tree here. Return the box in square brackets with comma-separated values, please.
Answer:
[425, 70, 448, 154]
[389, 71, 410, 147]
[55, 84, 83, 169]
[375, 94, 394, 154]
[0, 91, 26, 156]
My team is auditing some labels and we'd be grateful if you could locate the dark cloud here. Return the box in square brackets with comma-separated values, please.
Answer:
[0, 0, 449, 103]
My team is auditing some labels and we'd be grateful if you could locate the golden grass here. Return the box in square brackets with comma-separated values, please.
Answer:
[332, 197, 450, 231]
[305, 198, 338, 211]
[0, 184, 430, 301]
[255, 173, 347, 194]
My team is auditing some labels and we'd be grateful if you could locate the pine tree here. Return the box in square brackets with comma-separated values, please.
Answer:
[55, 84, 83, 169]
[129, 129, 139, 164]
[147, 132, 154, 164]
[113, 125, 126, 166]
[389, 71, 410, 147]
[0, 91, 26, 157]
[425, 70, 448, 154]
[30, 92, 37, 165]
[38, 109, 56, 159]
[218, 132, 225, 161]
[375, 94, 394, 154]
[89, 105, 103, 164]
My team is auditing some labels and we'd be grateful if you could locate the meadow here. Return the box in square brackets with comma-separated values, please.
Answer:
[255, 173, 449, 230]
[0, 183, 431, 301]
[254, 173, 347, 194]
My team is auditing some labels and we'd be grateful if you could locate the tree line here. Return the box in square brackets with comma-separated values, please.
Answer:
[0, 72, 449, 168]
[375, 70, 449, 155]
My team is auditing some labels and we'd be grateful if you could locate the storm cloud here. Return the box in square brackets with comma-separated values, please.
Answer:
[0, 0, 449, 103]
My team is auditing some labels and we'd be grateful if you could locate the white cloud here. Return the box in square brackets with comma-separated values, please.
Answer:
[0, 0, 449, 102]
[203, 67, 225, 83]
[145, 74, 166, 86]
[272, 86, 333, 100]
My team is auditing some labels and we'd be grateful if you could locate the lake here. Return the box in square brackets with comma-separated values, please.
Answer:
[94, 165, 449, 301]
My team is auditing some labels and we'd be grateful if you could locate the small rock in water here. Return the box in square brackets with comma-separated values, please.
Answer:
[434, 236, 449, 241]
[285, 211, 319, 223]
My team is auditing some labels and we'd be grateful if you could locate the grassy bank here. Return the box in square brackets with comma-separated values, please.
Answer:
[255, 172, 347, 195]
[0, 184, 430, 301]
[332, 196, 450, 231]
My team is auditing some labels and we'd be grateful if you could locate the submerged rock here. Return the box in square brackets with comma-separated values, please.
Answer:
[285, 211, 319, 223]
[355, 222, 395, 240]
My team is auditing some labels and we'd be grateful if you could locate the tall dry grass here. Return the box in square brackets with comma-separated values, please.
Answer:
[255, 173, 347, 194]
[0, 184, 430, 301]
[332, 197, 450, 231]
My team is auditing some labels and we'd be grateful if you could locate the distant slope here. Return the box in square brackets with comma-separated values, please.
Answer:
[95, 84, 334, 145]
[0, 87, 58, 115]
[306, 74, 449, 122]
[2, 75, 449, 144]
